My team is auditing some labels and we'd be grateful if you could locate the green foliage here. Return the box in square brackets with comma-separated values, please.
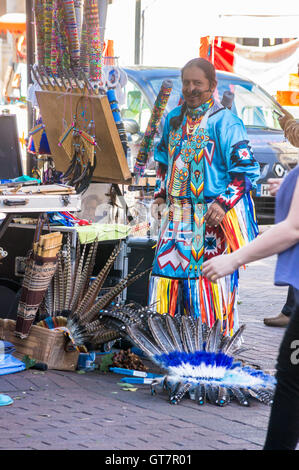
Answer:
[99, 352, 115, 372]
[22, 355, 36, 369]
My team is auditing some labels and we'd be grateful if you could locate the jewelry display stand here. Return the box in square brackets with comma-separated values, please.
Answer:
[36, 90, 132, 184]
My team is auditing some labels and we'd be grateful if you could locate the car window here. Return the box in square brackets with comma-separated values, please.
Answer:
[216, 79, 281, 130]
[120, 79, 152, 133]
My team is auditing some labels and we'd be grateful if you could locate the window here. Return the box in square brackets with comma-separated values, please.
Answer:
[216, 79, 281, 129]
[120, 79, 151, 133]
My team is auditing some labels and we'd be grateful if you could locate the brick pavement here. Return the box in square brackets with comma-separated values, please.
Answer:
[0, 255, 297, 451]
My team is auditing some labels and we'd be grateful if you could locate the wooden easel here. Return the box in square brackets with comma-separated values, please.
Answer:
[36, 90, 132, 184]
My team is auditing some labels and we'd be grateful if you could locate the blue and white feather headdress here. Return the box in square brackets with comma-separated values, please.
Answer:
[101, 307, 276, 407]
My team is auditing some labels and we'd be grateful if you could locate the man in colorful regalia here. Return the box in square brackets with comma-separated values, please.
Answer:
[149, 58, 260, 336]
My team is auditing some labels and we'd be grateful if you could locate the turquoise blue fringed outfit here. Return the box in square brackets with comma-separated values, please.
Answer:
[148, 99, 260, 335]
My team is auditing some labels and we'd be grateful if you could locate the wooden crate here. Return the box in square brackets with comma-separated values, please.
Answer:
[0, 319, 79, 371]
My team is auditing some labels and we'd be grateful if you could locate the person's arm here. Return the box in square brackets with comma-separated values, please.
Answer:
[267, 178, 283, 197]
[277, 108, 299, 148]
[202, 176, 299, 281]
[284, 119, 299, 148]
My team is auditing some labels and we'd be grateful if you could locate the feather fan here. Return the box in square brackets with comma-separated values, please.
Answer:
[98, 308, 276, 408]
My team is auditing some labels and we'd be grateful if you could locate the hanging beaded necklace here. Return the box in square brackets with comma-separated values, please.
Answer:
[186, 115, 201, 136]
[185, 98, 214, 120]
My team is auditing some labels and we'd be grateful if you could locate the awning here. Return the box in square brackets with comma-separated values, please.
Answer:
[0, 13, 26, 34]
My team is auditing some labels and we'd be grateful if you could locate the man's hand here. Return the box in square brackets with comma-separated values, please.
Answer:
[277, 107, 294, 131]
[267, 178, 283, 197]
[204, 202, 226, 227]
[151, 197, 166, 220]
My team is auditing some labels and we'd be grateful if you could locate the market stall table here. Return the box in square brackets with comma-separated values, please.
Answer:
[0, 184, 81, 240]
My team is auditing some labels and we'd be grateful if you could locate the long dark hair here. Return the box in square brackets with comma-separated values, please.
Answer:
[170, 58, 217, 130]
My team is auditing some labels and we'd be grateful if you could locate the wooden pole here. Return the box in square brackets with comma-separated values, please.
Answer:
[26, 0, 36, 176]
[134, 0, 141, 65]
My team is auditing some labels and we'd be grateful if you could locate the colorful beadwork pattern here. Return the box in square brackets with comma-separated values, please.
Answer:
[34, 0, 45, 67]
[62, 0, 80, 74]
[44, 0, 54, 70]
[84, 0, 102, 81]
[33, 0, 102, 79]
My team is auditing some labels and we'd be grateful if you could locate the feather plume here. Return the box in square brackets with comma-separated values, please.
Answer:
[63, 234, 73, 310]
[126, 324, 163, 357]
[165, 315, 183, 352]
[195, 384, 206, 405]
[91, 328, 121, 347]
[148, 315, 176, 353]
[217, 386, 231, 407]
[248, 387, 273, 405]
[205, 319, 222, 353]
[45, 280, 53, 317]
[194, 315, 203, 351]
[181, 316, 195, 353]
[53, 268, 59, 315]
[222, 324, 246, 356]
[74, 241, 97, 307]
[170, 382, 191, 405]
[82, 241, 99, 295]
[57, 252, 64, 313]
[180, 322, 189, 353]
[80, 265, 150, 324]
[73, 243, 122, 317]
[229, 387, 249, 407]
[69, 243, 87, 312]
[206, 384, 219, 405]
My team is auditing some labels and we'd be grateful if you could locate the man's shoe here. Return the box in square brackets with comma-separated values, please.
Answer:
[263, 313, 290, 327]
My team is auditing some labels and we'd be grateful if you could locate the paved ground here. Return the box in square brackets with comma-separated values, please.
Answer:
[0, 254, 296, 451]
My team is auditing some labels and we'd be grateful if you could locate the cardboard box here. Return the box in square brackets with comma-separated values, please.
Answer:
[0, 319, 79, 371]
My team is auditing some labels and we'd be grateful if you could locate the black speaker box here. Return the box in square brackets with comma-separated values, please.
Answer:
[126, 237, 156, 305]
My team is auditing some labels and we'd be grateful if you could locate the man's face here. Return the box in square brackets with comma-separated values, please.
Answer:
[182, 66, 215, 108]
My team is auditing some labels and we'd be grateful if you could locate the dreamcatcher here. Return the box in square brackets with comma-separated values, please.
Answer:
[58, 95, 97, 193]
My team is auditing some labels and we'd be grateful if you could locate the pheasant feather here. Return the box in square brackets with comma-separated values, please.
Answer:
[69, 243, 87, 312]
[74, 243, 122, 318]
[63, 234, 73, 310]
[57, 252, 64, 313]
[74, 241, 97, 307]
[80, 263, 148, 324]
[82, 241, 99, 296]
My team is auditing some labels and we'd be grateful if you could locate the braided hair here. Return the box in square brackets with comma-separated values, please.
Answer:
[170, 58, 217, 130]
